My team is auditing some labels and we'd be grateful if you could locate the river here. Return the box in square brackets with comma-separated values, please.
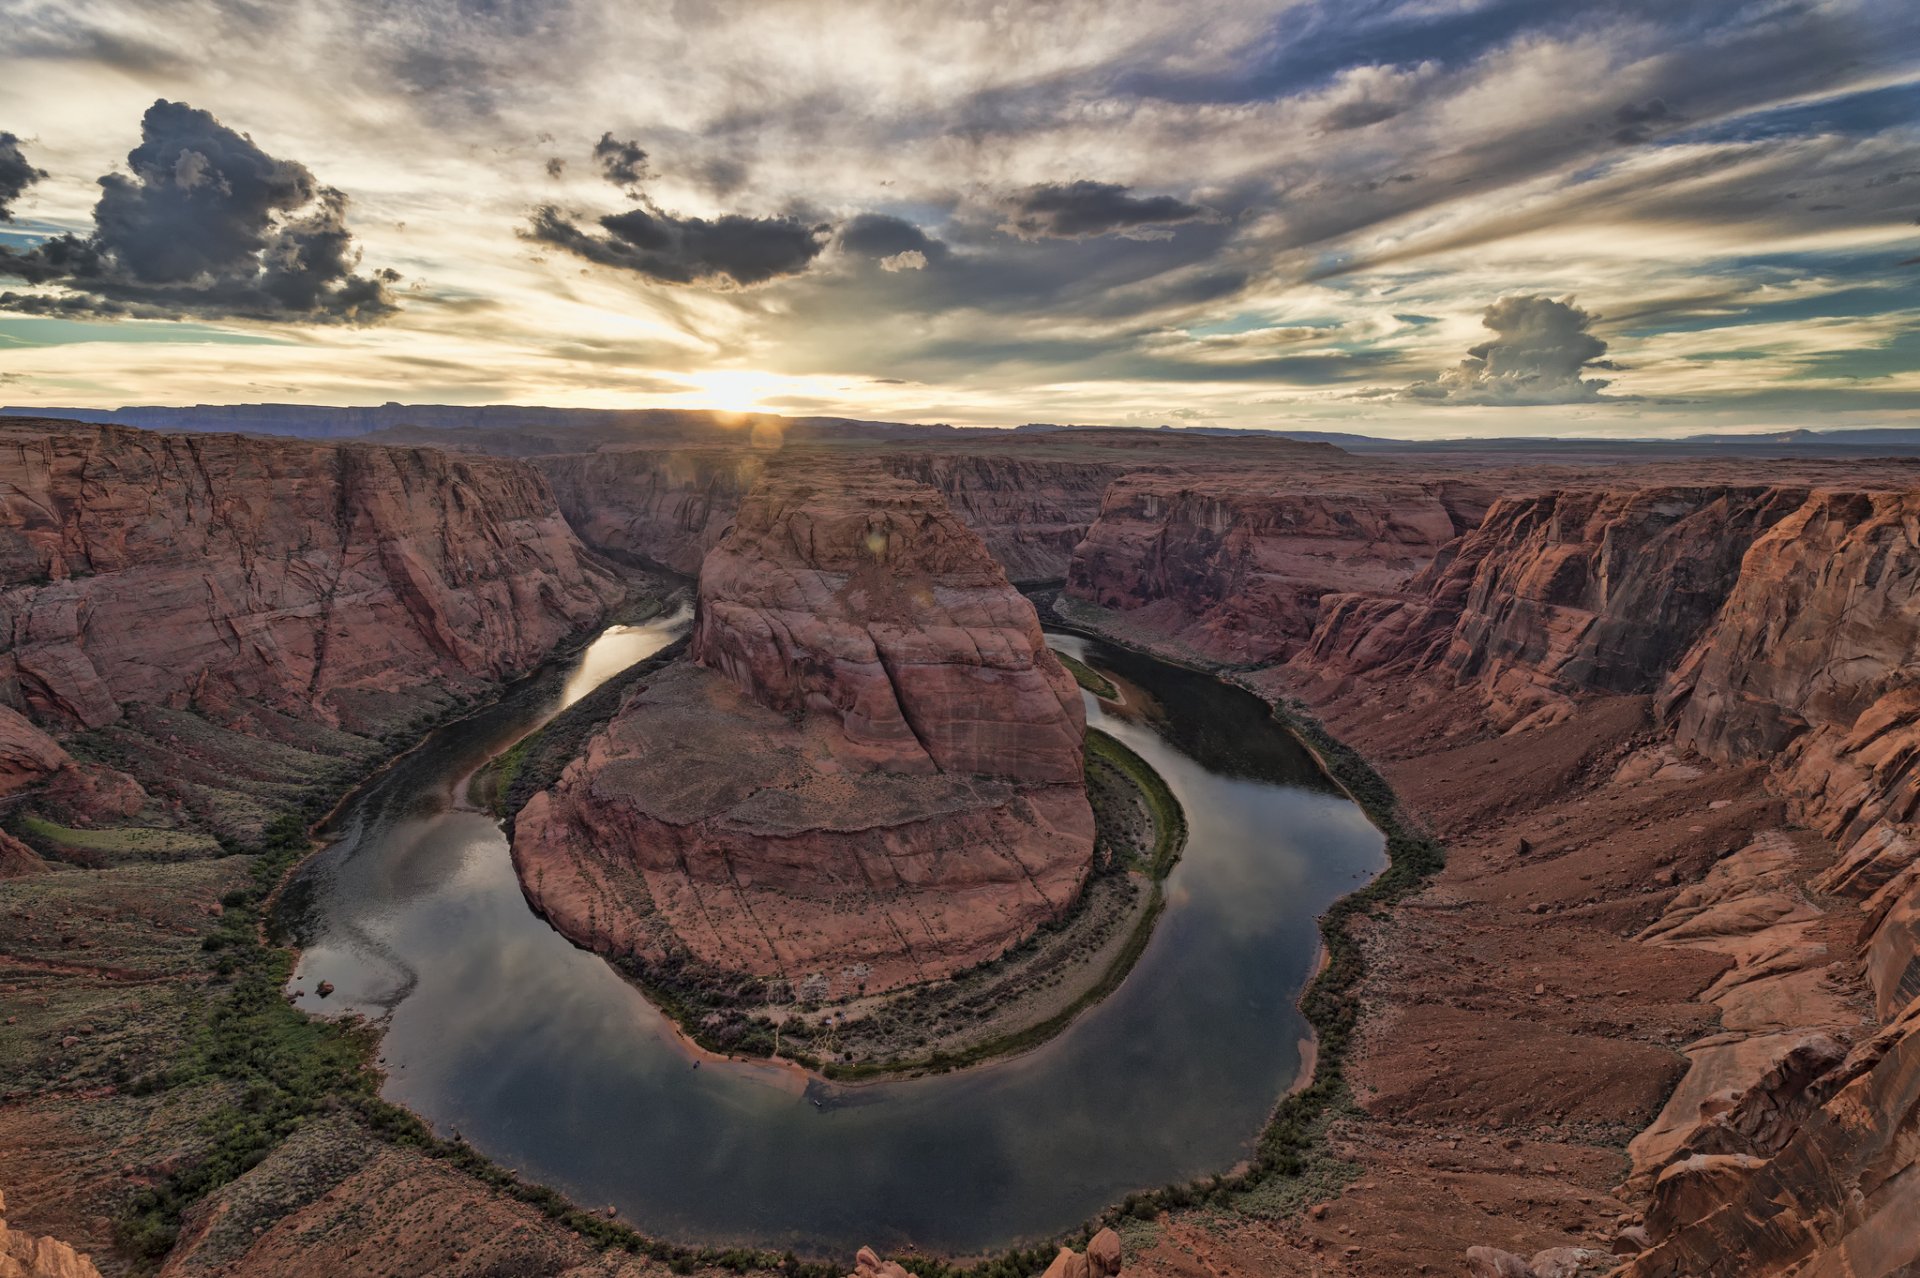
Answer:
[284, 615, 1385, 1256]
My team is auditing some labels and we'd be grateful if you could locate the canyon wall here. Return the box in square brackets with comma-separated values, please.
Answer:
[1269, 480, 1920, 1278]
[875, 453, 1122, 583]
[1304, 486, 1809, 729]
[0, 419, 623, 833]
[0, 421, 622, 734]
[514, 465, 1094, 997]
[536, 447, 766, 576]
[1064, 474, 1487, 665]
[538, 447, 1120, 584]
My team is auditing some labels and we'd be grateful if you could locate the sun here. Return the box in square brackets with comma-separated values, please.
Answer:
[687, 371, 779, 415]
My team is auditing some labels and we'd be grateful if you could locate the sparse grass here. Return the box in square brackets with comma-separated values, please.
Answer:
[1084, 729, 1184, 878]
[1055, 650, 1119, 700]
[16, 814, 224, 861]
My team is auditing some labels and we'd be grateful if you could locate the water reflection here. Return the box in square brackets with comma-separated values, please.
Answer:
[285, 624, 1384, 1255]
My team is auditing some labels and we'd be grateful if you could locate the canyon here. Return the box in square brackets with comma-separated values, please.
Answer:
[2, 414, 1919, 1278]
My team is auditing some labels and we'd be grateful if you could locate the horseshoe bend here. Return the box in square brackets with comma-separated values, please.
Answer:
[0, 411, 1915, 1276]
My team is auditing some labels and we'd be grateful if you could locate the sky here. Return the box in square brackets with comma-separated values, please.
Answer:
[0, 0, 1916, 437]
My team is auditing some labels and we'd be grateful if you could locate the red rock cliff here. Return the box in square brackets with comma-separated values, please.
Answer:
[513, 465, 1094, 997]
[1305, 486, 1808, 729]
[876, 453, 1121, 583]
[1065, 473, 1485, 664]
[538, 445, 1120, 584]
[1275, 478, 1920, 1277]
[693, 467, 1086, 782]
[535, 447, 766, 576]
[0, 420, 623, 737]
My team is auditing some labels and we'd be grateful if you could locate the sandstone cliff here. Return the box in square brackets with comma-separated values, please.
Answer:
[513, 465, 1094, 998]
[0, 421, 622, 734]
[0, 1190, 101, 1278]
[0, 419, 623, 833]
[536, 447, 766, 576]
[1064, 474, 1486, 664]
[876, 453, 1122, 583]
[1264, 479, 1920, 1278]
[538, 446, 1120, 584]
[1305, 486, 1808, 729]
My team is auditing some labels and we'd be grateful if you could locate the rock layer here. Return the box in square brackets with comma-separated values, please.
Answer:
[0, 420, 623, 735]
[515, 465, 1093, 997]
[1305, 486, 1807, 729]
[0, 1190, 101, 1278]
[1271, 480, 1920, 1278]
[1065, 474, 1486, 664]
[876, 453, 1121, 583]
[693, 467, 1086, 782]
[539, 445, 1120, 583]
[536, 447, 766, 576]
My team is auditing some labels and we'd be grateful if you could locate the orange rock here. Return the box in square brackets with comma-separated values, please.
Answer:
[0, 1188, 104, 1278]
[515, 464, 1095, 996]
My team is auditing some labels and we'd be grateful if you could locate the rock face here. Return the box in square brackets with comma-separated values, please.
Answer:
[0, 420, 623, 736]
[1065, 474, 1485, 664]
[514, 466, 1094, 997]
[536, 447, 766, 576]
[693, 469, 1086, 782]
[876, 453, 1122, 583]
[539, 446, 1120, 584]
[1306, 486, 1807, 729]
[1269, 478, 1920, 1278]
[0, 1189, 102, 1278]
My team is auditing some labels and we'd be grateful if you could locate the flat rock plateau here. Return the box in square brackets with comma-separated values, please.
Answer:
[1, 410, 1918, 1278]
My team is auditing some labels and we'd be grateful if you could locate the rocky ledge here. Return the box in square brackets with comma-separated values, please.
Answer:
[513, 464, 1095, 1001]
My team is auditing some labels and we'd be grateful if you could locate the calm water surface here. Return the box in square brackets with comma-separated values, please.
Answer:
[285, 618, 1384, 1255]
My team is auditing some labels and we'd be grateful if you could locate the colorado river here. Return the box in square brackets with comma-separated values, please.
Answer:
[284, 615, 1385, 1256]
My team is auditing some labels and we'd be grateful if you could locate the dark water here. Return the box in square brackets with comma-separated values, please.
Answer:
[285, 619, 1385, 1257]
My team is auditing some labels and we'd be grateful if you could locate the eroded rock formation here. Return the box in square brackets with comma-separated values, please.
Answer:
[1065, 474, 1486, 664]
[514, 465, 1094, 997]
[876, 453, 1122, 583]
[1304, 486, 1807, 729]
[0, 1190, 102, 1278]
[1276, 480, 1920, 1278]
[0, 420, 622, 735]
[539, 445, 1121, 584]
[537, 447, 766, 576]
[0, 419, 623, 838]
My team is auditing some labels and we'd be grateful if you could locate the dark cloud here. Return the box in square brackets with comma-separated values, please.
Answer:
[545, 156, 566, 178]
[1401, 295, 1615, 404]
[0, 100, 396, 323]
[1002, 180, 1212, 239]
[0, 134, 47, 222]
[527, 203, 826, 287]
[593, 132, 648, 189]
[1612, 98, 1677, 144]
[837, 213, 949, 271]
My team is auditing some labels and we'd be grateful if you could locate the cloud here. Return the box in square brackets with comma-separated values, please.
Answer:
[592, 132, 648, 189]
[837, 213, 948, 267]
[0, 133, 46, 222]
[1002, 180, 1212, 239]
[527, 203, 826, 287]
[0, 100, 396, 323]
[1612, 98, 1679, 145]
[1316, 62, 1437, 131]
[1400, 295, 1617, 405]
